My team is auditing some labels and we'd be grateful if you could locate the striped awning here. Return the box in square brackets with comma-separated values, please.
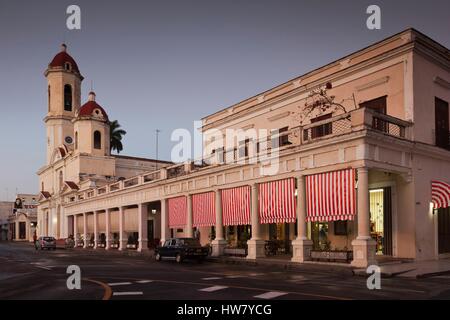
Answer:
[306, 169, 356, 222]
[432, 180, 450, 209]
[192, 192, 215, 227]
[168, 196, 187, 228]
[221, 186, 251, 226]
[259, 178, 296, 224]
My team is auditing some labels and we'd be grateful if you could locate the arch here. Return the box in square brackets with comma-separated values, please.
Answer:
[94, 131, 102, 150]
[64, 84, 72, 112]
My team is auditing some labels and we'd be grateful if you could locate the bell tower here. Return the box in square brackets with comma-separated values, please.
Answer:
[44, 44, 83, 164]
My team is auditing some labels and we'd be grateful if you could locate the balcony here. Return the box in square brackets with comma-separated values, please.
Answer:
[65, 107, 413, 205]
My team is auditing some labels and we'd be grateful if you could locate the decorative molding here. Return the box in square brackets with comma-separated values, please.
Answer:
[241, 124, 255, 130]
[433, 76, 450, 89]
[356, 76, 390, 92]
[268, 111, 291, 122]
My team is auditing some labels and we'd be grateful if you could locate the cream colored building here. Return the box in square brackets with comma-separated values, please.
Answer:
[37, 29, 450, 267]
[7, 194, 38, 242]
[37, 44, 171, 242]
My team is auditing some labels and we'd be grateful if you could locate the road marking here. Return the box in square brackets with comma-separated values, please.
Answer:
[226, 275, 244, 279]
[113, 291, 143, 296]
[135, 280, 153, 284]
[254, 291, 288, 300]
[248, 273, 265, 277]
[199, 286, 228, 292]
[85, 278, 112, 300]
[108, 282, 132, 286]
[202, 277, 222, 280]
[35, 266, 52, 270]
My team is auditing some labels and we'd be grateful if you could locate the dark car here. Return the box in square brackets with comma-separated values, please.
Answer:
[155, 238, 209, 263]
[38, 236, 56, 250]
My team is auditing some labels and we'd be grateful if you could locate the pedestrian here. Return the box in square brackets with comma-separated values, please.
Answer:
[33, 232, 38, 251]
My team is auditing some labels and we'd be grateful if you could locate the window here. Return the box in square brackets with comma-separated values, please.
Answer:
[271, 127, 290, 149]
[334, 221, 348, 236]
[435, 97, 449, 150]
[41, 182, 44, 191]
[94, 131, 102, 149]
[48, 85, 51, 112]
[75, 132, 78, 150]
[311, 114, 332, 138]
[360, 96, 387, 114]
[64, 84, 72, 112]
[64, 62, 71, 71]
[360, 96, 387, 132]
[239, 139, 250, 158]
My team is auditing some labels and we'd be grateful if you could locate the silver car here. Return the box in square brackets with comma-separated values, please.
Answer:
[38, 236, 56, 250]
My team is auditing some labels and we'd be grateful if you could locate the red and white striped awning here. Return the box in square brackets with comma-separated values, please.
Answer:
[259, 178, 296, 224]
[306, 169, 356, 222]
[168, 196, 187, 228]
[432, 180, 450, 209]
[192, 192, 215, 227]
[221, 186, 251, 226]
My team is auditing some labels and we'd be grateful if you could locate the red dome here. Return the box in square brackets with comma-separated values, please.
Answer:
[49, 44, 80, 73]
[78, 97, 109, 121]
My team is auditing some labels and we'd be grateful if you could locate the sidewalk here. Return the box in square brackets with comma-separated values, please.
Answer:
[354, 258, 450, 278]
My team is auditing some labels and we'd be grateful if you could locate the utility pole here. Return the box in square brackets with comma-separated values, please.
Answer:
[155, 129, 161, 170]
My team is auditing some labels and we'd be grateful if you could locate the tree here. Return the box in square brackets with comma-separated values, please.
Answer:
[110, 120, 127, 154]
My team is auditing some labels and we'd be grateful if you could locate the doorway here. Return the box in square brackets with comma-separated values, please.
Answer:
[438, 207, 450, 254]
[147, 220, 154, 248]
[19, 222, 26, 240]
[369, 187, 393, 255]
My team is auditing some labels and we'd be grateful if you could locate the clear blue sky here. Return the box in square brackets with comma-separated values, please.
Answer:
[0, 0, 449, 199]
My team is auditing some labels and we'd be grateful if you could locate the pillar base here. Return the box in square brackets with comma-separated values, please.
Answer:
[291, 238, 313, 263]
[118, 240, 127, 251]
[211, 239, 227, 257]
[138, 240, 149, 252]
[105, 240, 111, 250]
[350, 238, 377, 268]
[246, 239, 266, 260]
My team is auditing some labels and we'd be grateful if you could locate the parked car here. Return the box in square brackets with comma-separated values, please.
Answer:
[38, 236, 56, 250]
[155, 238, 209, 263]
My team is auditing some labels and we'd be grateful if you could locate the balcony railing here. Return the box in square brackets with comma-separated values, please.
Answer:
[65, 107, 413, 205]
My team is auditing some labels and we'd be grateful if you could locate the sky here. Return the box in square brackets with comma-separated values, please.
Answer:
[0, 0, 449, 199]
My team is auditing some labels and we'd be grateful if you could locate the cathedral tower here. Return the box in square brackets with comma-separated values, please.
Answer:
[44, 44, 83, 164]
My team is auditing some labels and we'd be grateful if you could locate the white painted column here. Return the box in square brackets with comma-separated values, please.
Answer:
[105, 209, 111, 250]
[160, 199, 169, 244]
[292, 175, 313, 263]
[83, 213, 88, 249]
[73, 215, 78, 246]
[247, 183, 265, 259]
[186, 194, 193, 238]
[212, 189, 227, 256]
[351, 167, 377, 267]
[138, 203, 149, 252]
[93, 211, 98, 249]
[119, 207, 126, 250]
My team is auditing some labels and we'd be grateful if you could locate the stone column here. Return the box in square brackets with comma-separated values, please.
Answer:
[83, 213, 88, 249]
[351, 167, 377, 268]
[93, 211, 98, 249]
[118, 207, 126, 251]
[186, 194, 194, 238]
[160, 199, 169, 244]
[212, 189, 227, 256]
[105, 209, 111, 250]
[138, 203, 149, 252]
[247, 183, 265, 259]
[292, 175, 313, 263]
[73, 215, 78, 246]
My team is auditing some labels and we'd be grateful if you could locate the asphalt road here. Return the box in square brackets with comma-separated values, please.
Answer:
[1, 242, 449, 300]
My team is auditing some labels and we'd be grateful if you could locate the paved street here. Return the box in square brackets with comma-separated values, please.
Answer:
[1, 242, 449, 300]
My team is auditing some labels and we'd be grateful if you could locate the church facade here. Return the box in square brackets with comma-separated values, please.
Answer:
[37, 29, 450, 267]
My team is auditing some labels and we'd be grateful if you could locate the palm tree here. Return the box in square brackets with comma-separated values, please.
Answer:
[110, 120, 127, 154]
